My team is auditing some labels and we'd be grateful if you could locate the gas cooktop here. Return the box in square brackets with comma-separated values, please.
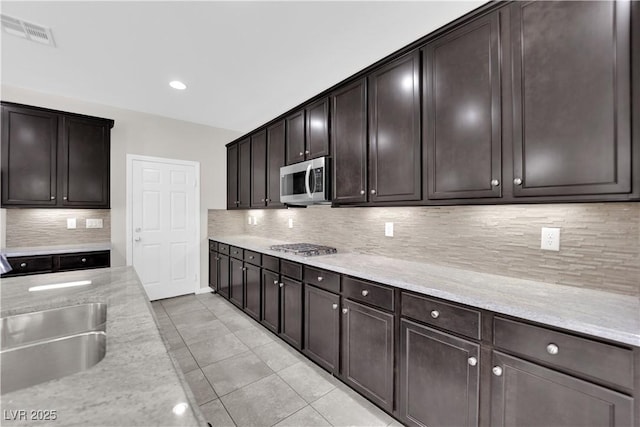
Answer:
[269, 243, 337, 257]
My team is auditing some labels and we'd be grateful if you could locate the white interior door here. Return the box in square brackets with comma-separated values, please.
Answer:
[131, 158, 198, 301]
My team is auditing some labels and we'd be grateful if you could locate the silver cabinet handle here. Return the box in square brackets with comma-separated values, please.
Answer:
[273, 280, 279, 285]
[305, 150, 310, 155]
[492, 366, 503, 376]
[20, 262, 27, 268]
[490, 179, 500, 187]
[513, 178, 523, 185]
[546, 343, 559, 355]
[332, 303, 338, 310]
[63, 196, 68, 200]
[81, 258, 87, 263]
[266, 198, 271, 203]
[299, 152, 304, 156]
[249, 256, 254, 260]
[468, 357, 478, 366]
[279, 283, 284, 288]
[241, 267, 247, 271]
[50, 196, 55, 200]
[360, 190, 365, 195]
[215, 257, 220, 261]
[261, 199, 264, 202]
[430, 310, 440, 319]
[317, 276, 323, 282]
[342, 308, 348, 314]
[370, 189, 376, 195]
[134, 237, 141, 242]
[361, 290, 369, 297]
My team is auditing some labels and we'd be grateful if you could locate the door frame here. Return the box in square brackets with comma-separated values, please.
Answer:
[126, 154, 201, 294]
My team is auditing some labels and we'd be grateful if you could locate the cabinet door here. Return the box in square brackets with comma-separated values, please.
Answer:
[237, 138, 251, 208]
[230, 257, 244, 308]
[368, 51, 421, 202]
[280, 276, 303, 349]
[305, 98, 329, 159]
[285, 110, 305, 165]
[341, 299, 394, 411]
[266, 121, 286, 208]
[218, 254, 230, 298]
[60, 116, 110, 207]
[331, 79, 367, 204]
[261, 269, 280, 333]
[250, 130, 267, 208]
[227, 144, 239, 209]
[424, 13, 501, 200]
[1, 105, 58, 206]
[209, 251, 219, 291]
[510, 1, 631, 197]
[399, 318, 480, 427]
[304, 285, 340, 373]
[244, 263, 261, 320]
[491, 351, 633, 427]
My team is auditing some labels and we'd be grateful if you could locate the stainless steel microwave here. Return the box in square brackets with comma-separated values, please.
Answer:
[280, 157, 330, 205]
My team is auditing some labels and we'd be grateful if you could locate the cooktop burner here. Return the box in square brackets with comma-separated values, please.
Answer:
[269, 243, 337, 257]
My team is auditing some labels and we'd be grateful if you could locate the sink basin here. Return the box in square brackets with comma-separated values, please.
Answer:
[0, 303, 107, 394]
[1, 302, 106, 349]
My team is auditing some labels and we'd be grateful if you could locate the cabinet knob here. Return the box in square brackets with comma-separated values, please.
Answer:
[261, 199, 264, 202]
[50, 196, 55, 200]
[468, 357, 478, 366]
[342, 308, 348, 314]
[492, 366, 503, 376]
[20, 262, 27, 268]
[360, 190, 365, 195]
[299, 152, 304, 156]
[370, 189, 376, 195]
[305, 150, 310, 155]
[63, 196, 68, 200]
[361, 290, 369, 297]
[546, 343, 559, 355]
[81, 258, 87, 263]
[279, 283, 284, 288]
[273, 280, 279, 285]
[317, 276, 323, 282]
[215, 257, 220, 261]
[241, 267, 247, 271]
[490, 179, 500, 187]
[249, 256, 254, 260]
[513, 178, 523, 186]
[332, 303, 338, 310]
[266, 198, 271, 203]
[430, 310, 440, 319]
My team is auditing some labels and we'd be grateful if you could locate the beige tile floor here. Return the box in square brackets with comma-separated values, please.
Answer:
[152, 293, 400, 427]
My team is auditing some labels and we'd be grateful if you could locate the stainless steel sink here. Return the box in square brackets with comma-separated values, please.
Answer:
[0, 303, 107, 394]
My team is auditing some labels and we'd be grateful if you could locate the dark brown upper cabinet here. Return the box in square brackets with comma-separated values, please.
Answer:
[238, 138, 251, 209]
[305, 97, 330, 160]
[331, 79, 368, 204]
[285, 110, 305, 165]
[266, 120, 286, 208]
[227, 143, 239, 209]
[1, 102, 113, 208]
[250, 130, 267, 208]
[509, 1, 631, 197]
[368, 51, 422, 203]
[424, 12, 502, 200]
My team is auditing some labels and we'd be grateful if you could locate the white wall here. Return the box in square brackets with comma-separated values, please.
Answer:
[1, 85, 240, 290]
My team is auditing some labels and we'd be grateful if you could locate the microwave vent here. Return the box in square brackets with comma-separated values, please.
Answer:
[1, 14, 55, 47]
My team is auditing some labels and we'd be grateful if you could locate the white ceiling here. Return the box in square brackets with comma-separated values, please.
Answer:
[1, 1, 484, 133]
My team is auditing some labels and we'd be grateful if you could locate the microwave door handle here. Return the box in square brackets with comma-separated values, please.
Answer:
[305, 164, 313, 198]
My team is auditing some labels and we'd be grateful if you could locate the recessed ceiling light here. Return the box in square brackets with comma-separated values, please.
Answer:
[169, 80, 187, 90]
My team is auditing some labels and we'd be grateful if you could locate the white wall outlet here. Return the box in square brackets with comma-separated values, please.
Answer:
[541, 227, 560, 251]
[385, 222, 394, 237]
[248, 216, 253, 225]
[288, 218, 294, 229]
[67, 218, 76, 229]
[252, 216, 258, 225]
[86, 218, 103, 229]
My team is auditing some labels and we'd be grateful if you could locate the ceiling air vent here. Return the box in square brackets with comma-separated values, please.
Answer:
[1, 14, 55, 47]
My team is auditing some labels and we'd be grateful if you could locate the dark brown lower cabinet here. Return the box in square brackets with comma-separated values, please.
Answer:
[280, 276, 303, 349]
[341, 299, 394, 411]
[218, 254, 230, 298]
[399, 318, 480, 427]
[208, 251, 218, 291]
[261, 269, 280, 333]
[2, 251, 110, 277]
[229, 257, 244, 308]
[244, 263, 261, 320]
[491, 351, 633, 427]
[303, 285, 340, 373]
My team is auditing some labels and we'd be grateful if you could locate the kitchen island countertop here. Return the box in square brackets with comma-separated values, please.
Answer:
[211, 234, 640, 347]
[0, 267, 205, 427]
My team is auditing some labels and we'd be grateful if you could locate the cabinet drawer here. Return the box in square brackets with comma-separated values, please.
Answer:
[209, 241, 218, 252]
[262, 255, 279, 272]
[58, 251, 110, 271]
[343, 276, 394, 312]
[401, 292, 481, 340]
[304, 266, 340, 293]
[218, 244, 230, 255]
[494, 317, 633, 389]
[230, 246, 243, 259]
[5, 255, 54, 276]
[281, 260, 302, 280]
[244, 250, 261, 266]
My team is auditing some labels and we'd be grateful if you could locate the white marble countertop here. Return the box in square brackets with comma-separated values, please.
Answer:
[211, 235, 640, 347]
[0, 267, 205, 426]
[2, 242, 112, 257]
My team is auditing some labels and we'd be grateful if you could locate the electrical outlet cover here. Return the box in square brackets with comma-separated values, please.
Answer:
[385, 222, 394, 237]
[541, 227, 560, 251]
[67, 218, 76, 229]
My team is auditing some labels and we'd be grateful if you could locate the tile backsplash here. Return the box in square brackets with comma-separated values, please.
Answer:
[5, 209, 110, 247]
[209, 203, 640, 296]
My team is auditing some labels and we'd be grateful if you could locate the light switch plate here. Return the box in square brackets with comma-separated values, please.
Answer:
[86, 218, 103, 229]
[541, 227, 560, 251]
[385, 222, 394, 237]
[67, 218, 76, 229]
